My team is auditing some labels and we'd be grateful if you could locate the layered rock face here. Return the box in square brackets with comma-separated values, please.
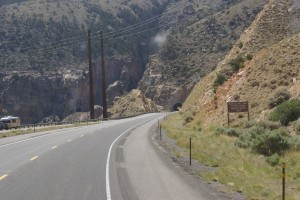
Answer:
[0, 55, 145, 123]
[0, 72, 90, 123]
[0, 0, 166, 122]
[108, 89, 163, 119]
[0, 47, 148, 123]
[137, 63, 188, 110]
[138, 0, 266, 110]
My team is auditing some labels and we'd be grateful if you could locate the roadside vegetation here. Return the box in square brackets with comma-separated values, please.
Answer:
[160, 1, 300, 199]
[161, 111, 300, 200]
[0, 122, 99, 138]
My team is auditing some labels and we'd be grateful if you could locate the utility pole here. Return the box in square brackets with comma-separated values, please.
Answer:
[88, 30, 95, 119]
[100, 31, 108, 119]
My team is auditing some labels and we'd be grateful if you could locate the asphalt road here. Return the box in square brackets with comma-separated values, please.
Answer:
[0, 113, 209, 200]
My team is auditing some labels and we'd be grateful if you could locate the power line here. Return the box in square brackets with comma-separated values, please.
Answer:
[101, 3, 191, 38]
[0, 0, 83, 7]
[0, 41, 87, 65]
[0, 9, 197, 65]
[0, 1, 191, 55]
[0, 3, 198, 66]
[106, 24, 167, 41]
[1, 34, 86, 51]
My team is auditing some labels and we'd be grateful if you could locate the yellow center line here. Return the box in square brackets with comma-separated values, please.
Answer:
[30, 156, 39, 161]
[51, 146, 57, 150]
[0, 174, 8, 181]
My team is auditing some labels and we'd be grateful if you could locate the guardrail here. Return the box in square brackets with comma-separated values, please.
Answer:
[18, 119, 100, 131]
[5, 111, 162, 132]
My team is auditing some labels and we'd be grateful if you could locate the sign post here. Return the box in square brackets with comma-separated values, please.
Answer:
[227, 101, 250, 125]
[282, 162, 286, 200]
[189, 136, 192, 166]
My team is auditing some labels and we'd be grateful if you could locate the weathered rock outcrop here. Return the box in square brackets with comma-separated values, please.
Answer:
[107, 81, 123, 106]
[138, 0, 266, 110]
[109, 89, 163, 119]
[0, 51, 148, 123]
[0, 71, 90, 123]
[182, 0, 300, 127]
[0, 0, 167, 123]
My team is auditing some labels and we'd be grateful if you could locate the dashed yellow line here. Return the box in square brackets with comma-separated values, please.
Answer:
[51, 146, 57, 150]
[0, 174, 8, 181]
[30, 156, 39, 161]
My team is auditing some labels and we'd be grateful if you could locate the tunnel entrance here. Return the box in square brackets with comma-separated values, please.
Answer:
[173, 103, 182, 111]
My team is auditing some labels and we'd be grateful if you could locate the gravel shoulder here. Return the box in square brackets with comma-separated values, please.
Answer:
[153, 124, 245, 200]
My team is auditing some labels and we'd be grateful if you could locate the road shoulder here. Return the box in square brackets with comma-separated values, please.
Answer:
[119, 118, 220, 200]
[155, 122, 246, 200]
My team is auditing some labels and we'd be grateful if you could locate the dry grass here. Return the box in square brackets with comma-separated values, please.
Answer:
[207, 33, 300, 127]
[162, 113, 300, 200]
[0, 122, 98, 138]
[170, 2, 300, 198]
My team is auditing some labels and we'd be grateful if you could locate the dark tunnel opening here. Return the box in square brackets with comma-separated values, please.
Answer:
[173, 103, 182, 111]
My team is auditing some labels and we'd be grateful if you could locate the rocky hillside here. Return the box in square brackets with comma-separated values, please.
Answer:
[0, 0, 170, 123]
[0, 71, 91, 123]
[108, 89, 162, 118]
[2, 0, 289, 123]
[182, 0, 300, 127]
[0, 0, 268, 123]
[138, 0, 266, 109]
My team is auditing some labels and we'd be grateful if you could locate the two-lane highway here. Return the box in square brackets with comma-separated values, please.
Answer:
[0, 113, 218, 200]
[0, 114, 162, 200]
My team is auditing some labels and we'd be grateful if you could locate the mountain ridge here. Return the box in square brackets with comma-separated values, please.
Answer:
[138, 0, 266, 109]
[182, 0, 300, 127]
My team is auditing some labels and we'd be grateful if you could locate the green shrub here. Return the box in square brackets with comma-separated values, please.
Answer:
[229, 56, 245, 72]
[214, 73, 226, 86]
[269, 99, 300, 126]
[266, 153, 280, 166]
[213, 73, 227, 93]
[268, 89, 291, 109]
[246, 54, 253, 60]
[238, 42, 243, 49]
[258, 120, 281, 130]
[214, 127, 226, 136]
[241, 120, 257, 128]
[235, 126, 266, 148]
[293, 121, 300, 134]
[214, 127, 240, 137]
[252, 130, 289, 156]
[288, 135, 300, 151]
[183, 112, 194, 124]
[225, 128, 241, 137]
[235, 127, 289, 156]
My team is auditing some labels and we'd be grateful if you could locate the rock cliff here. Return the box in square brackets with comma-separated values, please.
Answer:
[0, 71, 90, 123]
[138, 0, 266, 109]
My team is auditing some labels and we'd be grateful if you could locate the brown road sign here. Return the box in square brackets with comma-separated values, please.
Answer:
[227, 102, 249, 113]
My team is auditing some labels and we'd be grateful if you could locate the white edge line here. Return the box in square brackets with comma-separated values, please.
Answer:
[105, 118, 154, 200]
[0, 129, 73, 148]
[0, 124, 105, 149]
[30, 156, 38, 161]
[0, 174, 8, 180]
